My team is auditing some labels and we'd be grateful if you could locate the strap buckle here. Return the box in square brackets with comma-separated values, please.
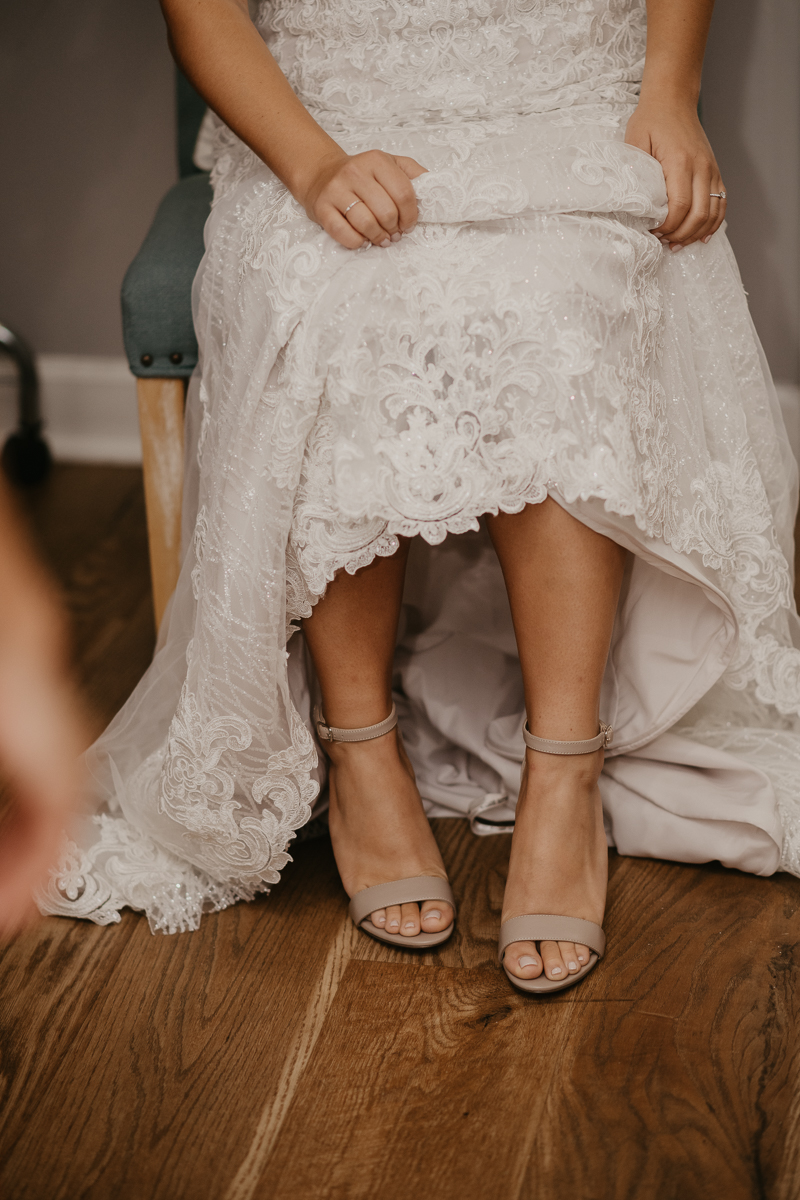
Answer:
[600, 722, 613, 749]
[313, 706, 333, 742]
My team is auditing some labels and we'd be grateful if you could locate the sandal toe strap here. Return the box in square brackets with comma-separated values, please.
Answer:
[498, 914, 605, 962]
[349, 876, 455, 927]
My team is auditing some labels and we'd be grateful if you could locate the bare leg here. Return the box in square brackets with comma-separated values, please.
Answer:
[302, 544, 453, 937]
[487, 498, 627, 982]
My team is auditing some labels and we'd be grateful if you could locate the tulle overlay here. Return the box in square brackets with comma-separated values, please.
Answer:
[39, 0, 800, 932]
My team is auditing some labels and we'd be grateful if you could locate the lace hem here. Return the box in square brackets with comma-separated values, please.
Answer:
[36, 815, 269, 935]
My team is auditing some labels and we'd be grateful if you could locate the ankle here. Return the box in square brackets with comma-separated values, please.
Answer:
[325, 728, 406, 770]
[317, 697, 394, 730]
[525, 745, 603, 777]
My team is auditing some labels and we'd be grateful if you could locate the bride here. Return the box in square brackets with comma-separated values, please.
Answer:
[39, 0, 800, 994]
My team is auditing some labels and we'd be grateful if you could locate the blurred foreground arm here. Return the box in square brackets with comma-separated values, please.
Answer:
[0, 479, 88, 939]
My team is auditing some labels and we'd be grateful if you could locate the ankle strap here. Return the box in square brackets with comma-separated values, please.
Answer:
[315, 703, 398, 744]
[523, 720, 613, 755]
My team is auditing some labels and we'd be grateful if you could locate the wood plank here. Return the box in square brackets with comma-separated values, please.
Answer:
[0, 836, 355, 1200]
[17, 463, 144, 589]
[255, 959, 577, 1200]
[13, 463, 156, 736]
[0, 915, 139, 1151]
[62, 476, 155, 733]
[254, 847, 800, 1200]
[517, 857, 800, 1200]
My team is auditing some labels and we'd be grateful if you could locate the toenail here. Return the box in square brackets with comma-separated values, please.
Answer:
[403, 921, 416, 930]
[388, 920, 399, 929]
[568, 961, 577, 970]
[518, 956, 538, 968]
[424, 910, 442, 921]
[577, 954, 586, 962]
[550, 966, 562, 975]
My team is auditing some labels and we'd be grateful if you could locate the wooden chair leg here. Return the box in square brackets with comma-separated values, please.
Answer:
[136, 378, 185, 630]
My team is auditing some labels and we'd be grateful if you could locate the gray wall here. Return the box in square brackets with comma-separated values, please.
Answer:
[0, 0, 797, 381]
[703, 0, 799, 383]
[0, 1, 176, 358]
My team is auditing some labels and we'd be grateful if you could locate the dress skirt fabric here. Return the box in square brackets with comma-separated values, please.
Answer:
[38, 0, 800, 932]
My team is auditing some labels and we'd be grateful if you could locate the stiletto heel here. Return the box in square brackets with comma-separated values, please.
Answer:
[315, 703, 456, 949]
[499, 720, 612, 995]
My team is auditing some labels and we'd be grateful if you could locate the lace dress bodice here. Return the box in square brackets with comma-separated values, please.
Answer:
[256, 0, 646, 130]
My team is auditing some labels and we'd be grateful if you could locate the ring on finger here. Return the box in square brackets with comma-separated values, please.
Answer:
[709, 191, 727, 199]
[342, 199, 363, 217]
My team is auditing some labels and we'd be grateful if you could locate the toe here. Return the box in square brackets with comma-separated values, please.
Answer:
[420, 900, 453, 932]
[384, 904, 402, 934]
[558, 942, 581, 974]
[575, 943, 591, 967]
[504, 940, 543, 979]
[400, 901, 421, 936]
[540, 940, 567, 981]
[371, 907, 387, 929]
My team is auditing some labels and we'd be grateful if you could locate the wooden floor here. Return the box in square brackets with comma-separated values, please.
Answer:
[1, 464, 800, 1200]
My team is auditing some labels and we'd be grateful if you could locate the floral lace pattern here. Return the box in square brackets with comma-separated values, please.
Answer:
[38, 0, 800, 930]
[257, 0, 647, 130]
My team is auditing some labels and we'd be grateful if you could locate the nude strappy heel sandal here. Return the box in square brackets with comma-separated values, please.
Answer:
[498, 720, 612, 995]
[315, 703, 456, 949]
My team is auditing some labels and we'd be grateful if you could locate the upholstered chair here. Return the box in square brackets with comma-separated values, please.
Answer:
[121, 73, 211, 627]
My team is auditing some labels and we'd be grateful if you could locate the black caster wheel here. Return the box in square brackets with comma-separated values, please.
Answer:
[2, 429, 53, 487]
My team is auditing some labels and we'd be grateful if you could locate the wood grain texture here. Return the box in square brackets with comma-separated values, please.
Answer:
[256, 841, 800, 1200]
[137, 377, 185, 630]
[17, 462, 156, 736]
[0, 837, 351, 1200]
[0, 466, 799, 1200]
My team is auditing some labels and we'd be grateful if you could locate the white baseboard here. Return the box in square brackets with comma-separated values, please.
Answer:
[0, 354, 797, 475]
[0, 354, 142, 464]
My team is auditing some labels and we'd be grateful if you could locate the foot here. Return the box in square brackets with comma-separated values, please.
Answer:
[325, 727, 454, 939]
[501, 746, 608, 983]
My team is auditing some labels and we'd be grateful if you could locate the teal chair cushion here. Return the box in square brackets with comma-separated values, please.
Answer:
[121, 172, 212, 379]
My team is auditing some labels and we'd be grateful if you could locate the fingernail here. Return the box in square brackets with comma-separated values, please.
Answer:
[670, 243, 683, 253]
[702, 235, 712, 244]
[390, 232, 402, 243]
[380, 238, 391, 248]
[423, 909, 442, 922]
[550, 966, 562, 975]
[361, 239, 370, 249]
[518, 955, 538, 968]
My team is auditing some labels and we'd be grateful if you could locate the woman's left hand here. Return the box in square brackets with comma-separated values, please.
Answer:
[625, 100, 727, 251]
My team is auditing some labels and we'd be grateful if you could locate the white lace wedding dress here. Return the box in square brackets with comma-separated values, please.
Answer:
[39, 0, 800, 932]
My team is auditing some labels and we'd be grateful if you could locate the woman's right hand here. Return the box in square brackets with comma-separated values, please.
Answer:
[297, 149, 428, 250]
